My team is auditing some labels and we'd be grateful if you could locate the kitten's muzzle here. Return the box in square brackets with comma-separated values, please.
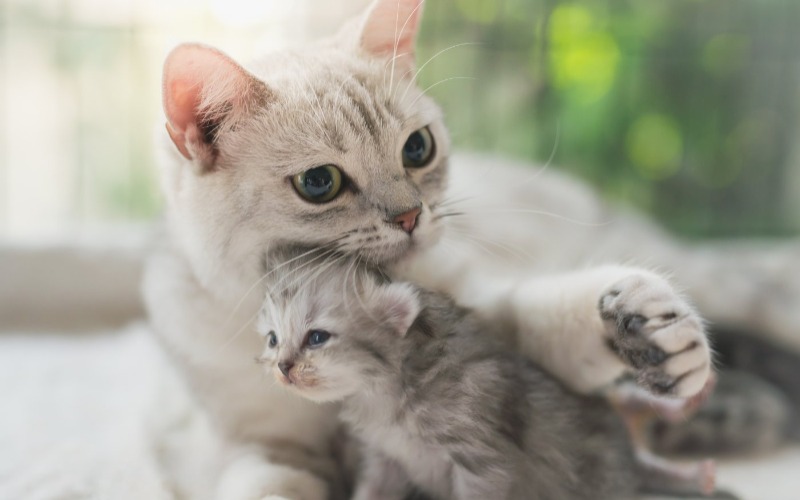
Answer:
[391, 206, 421, 234]
[278, 360, 295, 379]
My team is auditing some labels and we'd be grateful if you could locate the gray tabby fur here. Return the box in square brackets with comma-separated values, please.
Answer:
[258, 258, 640, 500]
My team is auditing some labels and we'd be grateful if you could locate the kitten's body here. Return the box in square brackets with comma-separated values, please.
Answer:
[258, 261, 718, 499]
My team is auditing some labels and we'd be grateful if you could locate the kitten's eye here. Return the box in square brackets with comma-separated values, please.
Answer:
[292, 165, 343, 203]
[305, 330, 331, 348]
[402, 126, 435, 168]
[267, 331, 278, 348]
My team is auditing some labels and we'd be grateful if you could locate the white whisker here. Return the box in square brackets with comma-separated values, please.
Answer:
[410, 77, 476, 107]
[400, 42, 480, 101]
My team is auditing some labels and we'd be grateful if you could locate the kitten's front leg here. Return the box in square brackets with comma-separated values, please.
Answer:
[510, 266, 712, 397]
[352, 449, 414, 500]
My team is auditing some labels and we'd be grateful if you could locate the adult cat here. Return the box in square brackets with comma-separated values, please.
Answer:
[143, 0, 713, 498]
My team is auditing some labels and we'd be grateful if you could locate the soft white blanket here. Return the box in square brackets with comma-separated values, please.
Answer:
[2, 326, 798, 500]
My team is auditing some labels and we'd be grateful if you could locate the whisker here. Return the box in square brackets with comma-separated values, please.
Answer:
[410, 77, 477, 107]
[219, 308, 260, 351]
[432, 211, 466, 221]
[516, 120, 561, 187]
[444, 226, 535, 262]
[431, 195, 474, 210]
[400, 42, 480, 102]
[388, 0, 427, 96]
[463, 208, 613, 227]
[221, 245, 330, 331]
[352, 255, 384, 327]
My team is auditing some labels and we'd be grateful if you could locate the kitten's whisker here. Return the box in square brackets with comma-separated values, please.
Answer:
[400, 42, 480, 102]
[410, 77, 476, 107]
[341, 256, 360, 318]
[352, 255, 384, 327]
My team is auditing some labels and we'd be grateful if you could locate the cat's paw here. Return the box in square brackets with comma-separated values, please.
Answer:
[599, 274, 712, 398]
[216, 453, 328, 500]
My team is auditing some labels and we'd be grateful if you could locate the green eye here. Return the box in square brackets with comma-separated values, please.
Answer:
[402, 126, 435, 168]
[292, 165, 343, 203]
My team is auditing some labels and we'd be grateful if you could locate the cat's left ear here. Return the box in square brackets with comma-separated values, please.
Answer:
[373, 283, 420, 337]
[358, 0, 424, 70]
[162, 43, 271, 172]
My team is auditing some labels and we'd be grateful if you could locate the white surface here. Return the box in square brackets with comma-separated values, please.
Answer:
[0, 326, 798, 499]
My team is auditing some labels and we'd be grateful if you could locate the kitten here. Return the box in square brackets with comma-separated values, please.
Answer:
[257, 257, 716, 500]
[145, 0, 715, 497]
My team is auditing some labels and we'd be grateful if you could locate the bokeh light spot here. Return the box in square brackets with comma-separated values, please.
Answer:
[626, 114, 683, 179]
[702, 34, 751, 77]
[455, 0, 500, 24]
[547, 4, 620, 104]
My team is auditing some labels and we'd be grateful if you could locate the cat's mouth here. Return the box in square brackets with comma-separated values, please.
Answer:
[365, 211, 441, 265]
[274, 366, 319, 390]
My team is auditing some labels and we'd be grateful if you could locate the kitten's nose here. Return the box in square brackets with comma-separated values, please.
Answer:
[278, 361, 294, 377]
[392, 206, 421, 234]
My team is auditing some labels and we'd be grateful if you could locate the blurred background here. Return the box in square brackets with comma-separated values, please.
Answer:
[1, 0, 798, 242]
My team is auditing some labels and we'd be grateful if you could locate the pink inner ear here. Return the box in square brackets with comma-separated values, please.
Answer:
[360, 0, 423, 60]
[166, 78, 201, 134]
[162, 43, 263, 162]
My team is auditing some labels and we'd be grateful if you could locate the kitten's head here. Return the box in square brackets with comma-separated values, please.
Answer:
[160, 0, 450, 289]
[257, 261, 420, 403]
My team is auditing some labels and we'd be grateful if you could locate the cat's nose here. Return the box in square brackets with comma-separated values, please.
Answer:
[278, 361, 295, 377]
[392, 206, 421, 234]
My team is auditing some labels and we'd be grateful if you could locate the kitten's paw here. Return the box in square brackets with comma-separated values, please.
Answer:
[599, 274, 712, 398]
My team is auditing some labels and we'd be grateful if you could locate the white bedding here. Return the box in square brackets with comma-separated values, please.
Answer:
[1, 325, 798, 500]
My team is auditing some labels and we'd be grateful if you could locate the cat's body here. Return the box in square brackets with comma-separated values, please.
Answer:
[142, 0, 795, 498]
[258, 265, 640, 500]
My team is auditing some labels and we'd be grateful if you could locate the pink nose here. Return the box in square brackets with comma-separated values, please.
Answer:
[393, 207, 421, 234]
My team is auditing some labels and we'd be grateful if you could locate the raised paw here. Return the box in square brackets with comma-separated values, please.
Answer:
[599, 274, 712, 398]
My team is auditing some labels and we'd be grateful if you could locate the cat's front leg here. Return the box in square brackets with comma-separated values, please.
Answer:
[599, 272, 712, 397]
[215, 446, 329, 500]
[510, 266, 712, 397]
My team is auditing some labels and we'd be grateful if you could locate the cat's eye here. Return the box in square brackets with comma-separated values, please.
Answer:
[305, 330, 331, 348]
[402, 126, 435, 168]
[292, 165, 343, 203]
[267, 331, 278, 348]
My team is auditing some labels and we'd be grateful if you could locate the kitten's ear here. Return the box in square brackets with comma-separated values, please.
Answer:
[358, 0, 424, 69]
[373, 283, 420, 337]
[162, 43, 271, 172]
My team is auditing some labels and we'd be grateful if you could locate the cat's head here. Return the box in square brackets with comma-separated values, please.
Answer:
[159, 0, 450, 290]
[257, 261, 420, 402]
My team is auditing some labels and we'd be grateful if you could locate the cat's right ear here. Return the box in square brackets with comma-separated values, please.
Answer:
[373, 283, 421, 337]
[162, 43, 270, 172]
[358, 0, 424, 70]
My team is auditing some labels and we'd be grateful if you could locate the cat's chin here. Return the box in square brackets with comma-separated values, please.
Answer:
[367, 227, 441, 267]
[287, 385, 349, 404]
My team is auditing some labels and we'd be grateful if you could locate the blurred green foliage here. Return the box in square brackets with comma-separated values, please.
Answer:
[419, 0, 800, 238]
